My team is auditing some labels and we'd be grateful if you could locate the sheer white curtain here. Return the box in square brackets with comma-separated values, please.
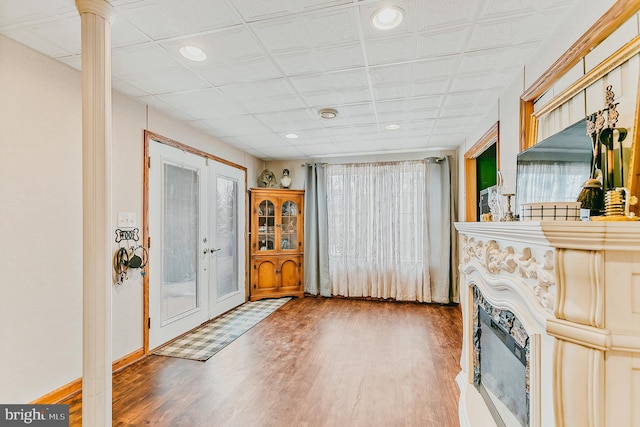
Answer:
[515, 161, 590, 213]
[325, 159, 455, 303]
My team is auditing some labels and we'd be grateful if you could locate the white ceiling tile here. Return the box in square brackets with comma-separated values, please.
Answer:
[256, 146, 306, 160]
[369, 64, 412, 86]
[240, 95, 307, 115]
[316, 43, 366, 71]
[0, 0, 74, 23]
[233, 0, 352, 22]
[419, 0, 479, 30]
[449, 72, 512, 93]
[295, 142, 340, 156]
[410, 78, 450, 97]
[289, 69, 369, 94]
[288, 128, 334, 145]
[480, 0, 535, 19]
[439, 104, 485, 118]
[135, 95, 172, 112]
[113, 79, 151, 98]
[197, 57, 282, 86]
[514, 9, 574, 45]
[414, 27, 466, 59]
[381, 137, 431, 151]
[23, 12, 80, 54]
[160, 108, 199, 122]
[225, 133, 290, 148]
[330, 140, 385, 154]
[304, 88, 372, 107]
[301, 8, 359, 48]
[1, 27, 75, 57]
[325, 124, 380, 141]
[271, 50, 317, 76]
[468, 17, 529, 51]
[112, 44, 184, 79]
[274, 42, 365, 76]
[250, 17, 311, 54]
[397, 120, 436, 133]
[444, 89, 501, 108]
[126, 70, 211, 95]
[116, 0, 241, 40]
[155, 89, 246, 117]
[412, 57, 459, 81]
[254, 110, 319, 132]
[201, 115, 274, 137]
[219, 78, 297, 101]
[111, 11, 152, 48]
[232, 0, 295, 21]
[365, 34, 415, 66]
[159, 27, 267, 67]
[458, 46, 532, 76]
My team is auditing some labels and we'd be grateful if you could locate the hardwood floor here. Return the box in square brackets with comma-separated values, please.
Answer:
[64, 297, 462, 426]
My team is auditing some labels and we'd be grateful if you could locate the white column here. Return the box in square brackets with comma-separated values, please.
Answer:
[75, 1, 113, 425]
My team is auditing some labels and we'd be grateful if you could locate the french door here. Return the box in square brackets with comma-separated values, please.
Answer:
[148, 141, 246, 350]
[208, 161, 245, 319]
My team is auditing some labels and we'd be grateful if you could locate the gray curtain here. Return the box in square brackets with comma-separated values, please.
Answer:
[426, 156, 458, 303]
[303, 163, 330, 296]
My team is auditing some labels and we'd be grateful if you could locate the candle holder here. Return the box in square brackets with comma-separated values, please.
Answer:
[501, 193, 515, 222]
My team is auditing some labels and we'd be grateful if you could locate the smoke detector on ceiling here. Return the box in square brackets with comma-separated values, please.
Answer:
[318, 108, 338, 119]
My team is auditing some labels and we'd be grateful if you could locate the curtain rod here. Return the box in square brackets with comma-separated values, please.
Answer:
[424, 156, 445, 163]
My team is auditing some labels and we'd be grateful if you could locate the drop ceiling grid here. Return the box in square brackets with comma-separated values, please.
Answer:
[0, 0, 581, 159]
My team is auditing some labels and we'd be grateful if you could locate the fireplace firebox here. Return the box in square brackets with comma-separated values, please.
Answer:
[473, 286, 529, 427]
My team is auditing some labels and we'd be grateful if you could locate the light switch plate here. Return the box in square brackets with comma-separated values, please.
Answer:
[118, 212, 137, 228]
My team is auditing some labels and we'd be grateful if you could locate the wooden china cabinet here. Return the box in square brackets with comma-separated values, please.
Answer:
[249, 188, 304, 301]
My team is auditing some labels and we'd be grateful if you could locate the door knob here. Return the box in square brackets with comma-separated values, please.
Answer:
[203, 248, 209, 254]
[210, 248, 221, 253]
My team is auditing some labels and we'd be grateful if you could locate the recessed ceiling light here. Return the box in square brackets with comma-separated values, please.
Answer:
[385, 124, 401, 130]
[179, 45, 206, 61]
[285, 133, 299, 139]
[319, 108, 338, 119]
[371, 7, 404, 30]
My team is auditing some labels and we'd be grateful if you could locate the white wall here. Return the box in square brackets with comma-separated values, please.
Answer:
[0, 34, 83, 403]
[0, 34, 262, 403]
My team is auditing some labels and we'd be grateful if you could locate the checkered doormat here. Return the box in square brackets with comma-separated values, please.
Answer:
[153, 298, 291, 361]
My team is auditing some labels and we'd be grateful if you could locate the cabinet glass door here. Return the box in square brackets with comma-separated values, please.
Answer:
[257, 200, 275, 251]
[280, 200, 298, 251]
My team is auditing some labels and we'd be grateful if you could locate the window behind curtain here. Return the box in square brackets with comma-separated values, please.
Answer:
[325, 161, 429, 301]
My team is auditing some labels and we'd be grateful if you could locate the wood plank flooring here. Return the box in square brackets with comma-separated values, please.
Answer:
[64, 297, 462, 426]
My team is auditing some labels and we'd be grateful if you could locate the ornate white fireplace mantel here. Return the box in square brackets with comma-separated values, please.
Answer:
[454, 221, 640, 427]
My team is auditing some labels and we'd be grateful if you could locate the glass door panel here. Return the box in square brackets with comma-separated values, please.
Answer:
[208, 161, 246, 319]
[258, 200, 275, 251]
[214, 176, 238, 298]
[162, 164, 199, 321]
[281, 200, 298, 251]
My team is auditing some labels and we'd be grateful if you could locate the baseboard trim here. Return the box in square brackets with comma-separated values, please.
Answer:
[30, 378, 82, 405]
[31, 348, 146, 404]
[113, 348, 146, 373]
